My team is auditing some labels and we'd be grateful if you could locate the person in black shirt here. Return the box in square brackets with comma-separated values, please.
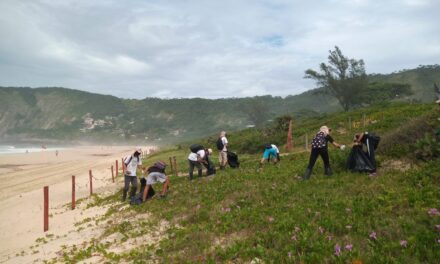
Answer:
[355, 132, 379, 175]
[303, 126, 344, 180]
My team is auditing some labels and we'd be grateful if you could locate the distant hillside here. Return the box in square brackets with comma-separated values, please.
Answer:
[1, 65, 439, 143]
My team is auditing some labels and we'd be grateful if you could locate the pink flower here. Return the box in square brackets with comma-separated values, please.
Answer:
[435, 224, 440, 230]
[346, 225, 352, 230]
[288, 251, 292, 258]
[437, 239, 440, 244]
[345, 244, 353, 251]
[222, 207, 231, 212]
[400, 240, 408, 247]
[291, 235, 297, 241]
[327, 235, 333, 241]
[294, 226, 301, 233]
[428, 208, 440, 216]
[334, 244, 341, 256]
[369, 231, 377, 240]
[268, 217, 274, 222]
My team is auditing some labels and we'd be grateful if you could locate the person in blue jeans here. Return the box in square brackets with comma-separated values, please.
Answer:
[259, 144, 279, 168]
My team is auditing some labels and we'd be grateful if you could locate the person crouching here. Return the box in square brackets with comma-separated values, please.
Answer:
[142, 161, 169, 202]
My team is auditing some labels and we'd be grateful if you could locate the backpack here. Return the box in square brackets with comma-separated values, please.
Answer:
[216, 138, 224, 150]
[311, 132, 327, 149]
[190, 144, 204, 153]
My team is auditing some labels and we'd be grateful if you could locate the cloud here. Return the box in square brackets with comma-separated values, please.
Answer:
[0, 0, 439, 99]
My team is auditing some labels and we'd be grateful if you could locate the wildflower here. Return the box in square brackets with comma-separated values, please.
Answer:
[345, 208, 352, 213]
[288, 251, 292, 258]
[437, 239, 440, 244]
[307, 208, 312, 213]
[369, 231, 377, 240]
[196, 204, 201, 210]
[268, 217, 274, 222]
[334, 244, 341, 256]
[435, 224, 440, 230]
[428, 208, 439, 216]
[291, 235, 297, 241]
[400, 240, 408, 247]
[345, 244, 353, 251]
[222, 207, 231, 212]
[327, 235, 333, 241]
[294, 226, 301, 233]
[319, 226, 325, 234]
[346, 225, 352, 230]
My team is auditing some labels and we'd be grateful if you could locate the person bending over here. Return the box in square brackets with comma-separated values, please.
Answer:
[142, 161, 169, 202]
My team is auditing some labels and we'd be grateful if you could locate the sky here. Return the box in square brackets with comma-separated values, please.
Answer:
[0, 0, 439, 99]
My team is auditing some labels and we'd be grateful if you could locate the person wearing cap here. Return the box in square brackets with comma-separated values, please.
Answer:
[303, 126, 345, 180]
[122, 148, 143, 201]
[203, 148, 216, 176]
[188, 148, 208, 180]
[142, 161, 169, 202]
[259, 143, 279, 168]
[217, 131, 229, 170]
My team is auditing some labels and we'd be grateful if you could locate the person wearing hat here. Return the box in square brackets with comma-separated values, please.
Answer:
[142, 161, 169, 202]
[303, 126, 345, 180]
[259, 143, 279, 168]
[122, 147, 143, 201]
[188, 147, 208, 180]
[203, 148, 216, 176]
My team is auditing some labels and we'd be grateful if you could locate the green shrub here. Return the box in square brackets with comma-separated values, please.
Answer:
[412, 133, 440, 161]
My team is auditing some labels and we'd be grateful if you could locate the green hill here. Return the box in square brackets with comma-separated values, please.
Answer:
[1, 65, 439, 144]
[42, 102, 440, 263]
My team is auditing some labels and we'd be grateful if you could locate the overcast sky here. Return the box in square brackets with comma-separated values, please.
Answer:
[0, 0, 439, 99]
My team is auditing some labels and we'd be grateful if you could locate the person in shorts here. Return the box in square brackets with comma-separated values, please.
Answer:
[142, 161, 169, 202]
[188, 148, 207, 180]
[259, 144, 279, 167]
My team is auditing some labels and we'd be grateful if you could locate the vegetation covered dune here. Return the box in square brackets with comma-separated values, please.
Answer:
[34, 103, 439, 263]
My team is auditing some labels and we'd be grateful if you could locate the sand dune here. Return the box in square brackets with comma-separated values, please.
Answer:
[0, 146, 154, 263]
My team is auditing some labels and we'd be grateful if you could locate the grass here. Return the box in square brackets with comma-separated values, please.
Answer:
[49, 103, 440, 263]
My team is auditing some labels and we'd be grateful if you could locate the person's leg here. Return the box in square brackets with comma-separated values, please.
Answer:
[196, 162, 203, 177]
[320, 149, 332, 176]
[129, 176, 138, 199]
[122, 175, 130, 201]
[367, 141, 377, 173]
[221, 151, 228, 168]
[304, 149, 319, 180]
[142, 184, 151, 202]
[188, 160, 195, 180]
[161, 177, 170, 196]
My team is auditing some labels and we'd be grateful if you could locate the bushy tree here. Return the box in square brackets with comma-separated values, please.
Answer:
[305, 46, 368, 111]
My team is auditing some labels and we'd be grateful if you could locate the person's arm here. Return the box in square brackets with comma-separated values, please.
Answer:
[356, 133, 365, 143]
[142, 184, 150, 202]
[332, 142, 341, 148]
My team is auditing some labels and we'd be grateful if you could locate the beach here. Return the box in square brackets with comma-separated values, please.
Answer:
[0, 145, 153, 263]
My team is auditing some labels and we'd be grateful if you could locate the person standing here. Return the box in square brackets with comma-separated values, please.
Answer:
[122, 147, 142, 201]
[303, 126, 345, 180]
[217, 131, 229, 170]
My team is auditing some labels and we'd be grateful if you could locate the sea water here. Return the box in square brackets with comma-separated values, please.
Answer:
[0, 145, 65, 154]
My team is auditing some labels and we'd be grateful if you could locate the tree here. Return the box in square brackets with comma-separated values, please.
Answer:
[304, 46, 368, 111]
[242, 98, 270, 128]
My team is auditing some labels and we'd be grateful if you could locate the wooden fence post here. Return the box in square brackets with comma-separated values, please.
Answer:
[169, 157, 174, 174]
[72, 175, 75, 210]
[111, 165, 114, 183]
[43, 186, 49, 232]
[173, 156, 178, 176]
[286, 120, 293, 152]
[348, 117, 352, 131]
[121, 158, 125, 174]
[89, 170, 93, 196]
[115, 160, 119, 177]
[362, 114, 366, 127]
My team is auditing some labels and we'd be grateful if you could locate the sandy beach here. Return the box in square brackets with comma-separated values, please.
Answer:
[0, 145, 154, 263]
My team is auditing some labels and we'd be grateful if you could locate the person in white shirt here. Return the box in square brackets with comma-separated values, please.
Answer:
[217, 131, 229, 169]
[188, 148, 207, 180]
[122, 147, 142, 201]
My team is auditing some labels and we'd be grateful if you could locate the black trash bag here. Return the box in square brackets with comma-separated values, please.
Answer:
[227, 151, 240, 168]
[130, 179, 155, 205]
[346, 145, 375, 173]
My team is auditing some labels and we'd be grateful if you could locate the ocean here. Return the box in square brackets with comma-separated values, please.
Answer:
[0, 145, 65, 154]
